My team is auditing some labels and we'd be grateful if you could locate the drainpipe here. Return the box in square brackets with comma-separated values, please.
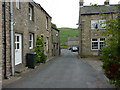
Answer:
[3, 0, 8, 79]
[10, 0, 15, 76]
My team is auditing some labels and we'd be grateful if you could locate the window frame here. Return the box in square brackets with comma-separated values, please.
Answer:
[91, 38, 106, 50]
[29, 33, 34, 49]
[91, 38, 99, 50]
[16, 0, 20, 9]
[46, 16, 49, 29]
[29, 4, 34, 21]
[91, 19, 106, 30]
[99, 38, 105, 49]
[99, 20, 106, 29]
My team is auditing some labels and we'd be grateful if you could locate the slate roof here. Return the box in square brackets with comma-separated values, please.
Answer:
[31, 1, 52, 18]
[80, 4, 119, 15]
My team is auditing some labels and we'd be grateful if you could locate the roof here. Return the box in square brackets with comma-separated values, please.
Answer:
[31, 1, 52, 19]
[80, 4, 119, 15]
[68, 37, 79, 41]
[52, 27, 60, 32]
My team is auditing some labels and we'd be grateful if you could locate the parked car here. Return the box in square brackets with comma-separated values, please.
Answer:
[68, 47, 72, 50]
[71, 46, 79, 52]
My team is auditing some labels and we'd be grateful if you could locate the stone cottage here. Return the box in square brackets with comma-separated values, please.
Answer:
[2, 1, 54, 78]
[51, 27, 60, 56]
[78, 0, 119, 57]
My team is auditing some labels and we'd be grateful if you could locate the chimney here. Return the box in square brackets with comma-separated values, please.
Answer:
[79, 0, 84, 7]
[104, 0, 110, 6]
[118, 1, 120, 4]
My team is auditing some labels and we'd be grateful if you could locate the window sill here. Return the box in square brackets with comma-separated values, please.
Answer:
[91, 29, 106, 30]
[91, 49, 99, 51]
[29, 48, 33, 50]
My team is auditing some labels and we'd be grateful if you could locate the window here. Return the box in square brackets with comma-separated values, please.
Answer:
[46, 37, 49, 51]
[29, 4, 34, 21]
[16, 0, 20, 9]
[99, 20, 106, 29]
[92, 38, 98, 50]
[46, 16, 49, 29]
[91, 20, 106, 29]
[91, 20, 99, 29]
[100, 38, 105, 49]
[91, 38, 105, 50]
[29, 33, 34, 49]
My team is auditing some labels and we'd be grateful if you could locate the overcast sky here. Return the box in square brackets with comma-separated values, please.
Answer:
[34, 0, 120, 28]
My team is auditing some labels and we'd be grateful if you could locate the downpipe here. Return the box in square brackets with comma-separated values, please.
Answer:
[10, 0, 15, 76]
[3, 0, 8, 79]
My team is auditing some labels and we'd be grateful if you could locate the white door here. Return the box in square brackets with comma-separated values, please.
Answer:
[15, 34, 22, 66]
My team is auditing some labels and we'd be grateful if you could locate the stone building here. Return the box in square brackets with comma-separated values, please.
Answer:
[51, 27, 60, 56]
[12, 1, 52, 72]
[78, 0, 119, 57]
[67, 37, 79, 47]
[2, 1, 53, 78]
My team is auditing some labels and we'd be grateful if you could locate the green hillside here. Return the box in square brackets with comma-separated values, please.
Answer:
[58, 28, 79, 45]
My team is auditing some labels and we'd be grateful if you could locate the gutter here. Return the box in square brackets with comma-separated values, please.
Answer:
[10, 0, 15, 76]
[3, 0, 8, 79]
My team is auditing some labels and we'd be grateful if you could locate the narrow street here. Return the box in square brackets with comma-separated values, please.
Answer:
[3, 49, 114, 88]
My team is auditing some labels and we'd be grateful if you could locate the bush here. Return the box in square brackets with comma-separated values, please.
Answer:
[35, 35, 47, 63]
[100, 14, 120, 87]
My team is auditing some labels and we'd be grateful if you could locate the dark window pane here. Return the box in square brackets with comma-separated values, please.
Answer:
[92, 42, 98, 49]
[17, 43, 19, 49]
[17, 36, 19, 42]
[100, 38, 105, 41]
[92, 38, 97, 41]
[100, 42, 105, 49]
[29, 41, 32, 47]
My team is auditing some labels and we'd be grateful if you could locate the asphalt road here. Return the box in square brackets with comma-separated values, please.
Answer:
[3, 49, 114, 88]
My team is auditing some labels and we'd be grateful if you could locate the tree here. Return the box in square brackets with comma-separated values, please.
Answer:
[100, 13, 120, 87]
[52, 23, 57, 28]
[34, 35, 47, 63]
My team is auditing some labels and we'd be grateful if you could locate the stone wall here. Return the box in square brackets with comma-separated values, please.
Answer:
[67, 41, 79, 47]
[2, 2, 11, 78]
[51, 28, 60, 56]
[12, 2, 52, 72]
[1, 1, 53, 76]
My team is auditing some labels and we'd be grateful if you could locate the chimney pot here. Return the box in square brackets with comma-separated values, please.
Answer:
[79, 0, 84, 7]
[118, 1, 120, 4]
[104, 0, 109, 5]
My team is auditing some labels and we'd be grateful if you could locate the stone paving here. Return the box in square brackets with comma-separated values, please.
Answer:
[81, 57, 103, 72]
[3, 50, 115, 88]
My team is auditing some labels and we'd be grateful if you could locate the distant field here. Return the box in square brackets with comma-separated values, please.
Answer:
[58, 28, 79, 45]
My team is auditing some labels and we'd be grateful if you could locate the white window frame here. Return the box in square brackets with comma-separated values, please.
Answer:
[91, 20, 106, 30]
[29, 33, 34, 49]
[29, 5, 33, 21]
[46, 16, 49, 29]
[91, 38, 99, 50]
[91, 38, 106, 50]
[99, 38, 105, 49]
[46, 37, 49, 51]
[16, 0, 20, 9]
[91, 20, 99, 30]
[99, 20, 106, 29]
